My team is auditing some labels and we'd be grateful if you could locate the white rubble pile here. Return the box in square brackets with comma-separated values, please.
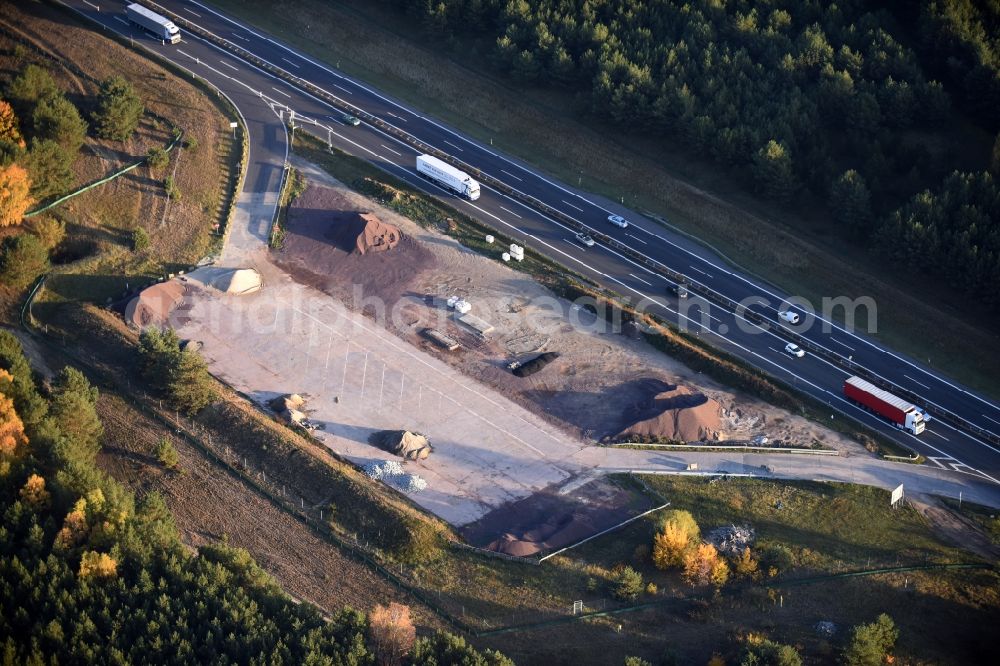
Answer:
[708, 524, 756, 557]
[361, 460, 427, 493]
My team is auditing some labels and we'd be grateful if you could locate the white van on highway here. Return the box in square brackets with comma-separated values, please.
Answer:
[779, 310, 800, 325]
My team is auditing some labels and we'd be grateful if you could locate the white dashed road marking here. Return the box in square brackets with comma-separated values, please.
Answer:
[904, 374, 931, 390]
[629, 273, 652, 286]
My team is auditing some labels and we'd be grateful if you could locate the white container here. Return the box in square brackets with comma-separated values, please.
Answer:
[502, 252, 510, 262]
[485, 234, 494, 244]
[446, 295, 459, 309]
[454, 299, 472, 314]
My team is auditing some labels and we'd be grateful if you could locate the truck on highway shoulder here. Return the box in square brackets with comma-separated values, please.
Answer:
[416, 154, 480, 200]
[126, 3, 181, 44]
[843, 376, 925, 435]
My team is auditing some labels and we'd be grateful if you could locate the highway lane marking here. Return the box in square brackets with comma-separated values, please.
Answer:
[627, 233, 647, 244]
[768, 347, 780, 354]
[688, 265, 713, 278]
[281, 57, 300, 69]
[386, 111, 408, 122]
[564, 238, 585, 251]
[443, 140, 464, 152]
[220, 60, 239, 71]
[831, 338, 855, 351]
[499, 205, 522, 219]
[184, 7, 202, 17]
[561, 199, 584, 213]
[501, 169, 523, 182]
[231, 32, 250, 42]
[928, 430, 950, 442]
[271, 86, 291, 98]
[379, 144, 402, 157]
[903, 374, 931, 390]
[83, 0, 99, 9]
[332, 83, 352, 94]
[629, 273, 652, 286]
[983, 414, 1000, 426]
[114, 17, 128, 26]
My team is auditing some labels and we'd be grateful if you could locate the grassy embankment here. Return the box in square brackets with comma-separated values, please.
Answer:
[295, 132, 917, 459]
[209, 0, 1000, 401]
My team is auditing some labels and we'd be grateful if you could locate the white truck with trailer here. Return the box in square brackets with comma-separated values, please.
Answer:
[126, 3, 181, 44]
[416, 154, 480, 200]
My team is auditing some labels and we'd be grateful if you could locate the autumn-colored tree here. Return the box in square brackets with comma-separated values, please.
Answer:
[369, 602, 416, 666]
[683, 543, 730, 588]
[55, 498, 89, 550]
[653, 509, 700, 569]
[733, 547, 760, 581]
[0, 100, 25, 148]
[0, 163, 34, 226]
[653, 521, 692, 569]
[79, 551, 117, 579]
[0, 375, 28, 474]
[20, 473, 50, 507]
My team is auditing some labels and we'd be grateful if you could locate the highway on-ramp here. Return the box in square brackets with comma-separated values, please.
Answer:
[57, 0, 1000, 484]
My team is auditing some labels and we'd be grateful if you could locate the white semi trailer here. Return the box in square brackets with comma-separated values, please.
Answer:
[126, 3, 181, 44]
[416, 154, 480, 200]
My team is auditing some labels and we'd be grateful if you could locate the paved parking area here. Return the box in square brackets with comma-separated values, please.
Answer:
[174, 260, 586, 525]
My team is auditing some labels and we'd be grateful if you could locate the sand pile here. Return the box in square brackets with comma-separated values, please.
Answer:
[183, 266, 262, 294]
[617, 385, 722, 442]
[124, 281, 185, 329]
[369, 430, 433, 461]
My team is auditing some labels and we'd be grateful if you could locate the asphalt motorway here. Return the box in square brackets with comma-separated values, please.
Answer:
[59, 0, 1000, 482]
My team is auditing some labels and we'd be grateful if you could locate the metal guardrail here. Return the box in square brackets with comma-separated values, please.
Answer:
[141, 1, 1000, 450]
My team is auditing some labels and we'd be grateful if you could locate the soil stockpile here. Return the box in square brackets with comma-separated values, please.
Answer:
[616, 384, 722, 442]
[462, 477, 654, 557]
[369, 430, 433, 461]
[124, 281, 185, 329]
[277, 185, 434, 307]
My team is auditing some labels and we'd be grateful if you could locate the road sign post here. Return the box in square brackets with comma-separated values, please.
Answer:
[890, 483, 904, 508]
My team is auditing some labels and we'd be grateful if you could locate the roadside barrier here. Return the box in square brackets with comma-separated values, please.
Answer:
[608, 442, 840, 455]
